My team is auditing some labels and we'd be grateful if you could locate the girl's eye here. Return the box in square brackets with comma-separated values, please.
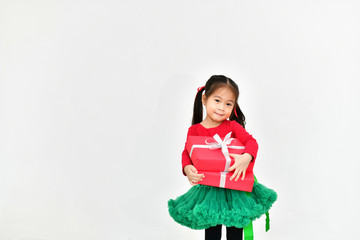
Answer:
[227, 103, 232, 106]
[215, 99, 220, 102]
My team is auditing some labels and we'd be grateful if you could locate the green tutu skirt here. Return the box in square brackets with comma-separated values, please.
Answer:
[168, 181, 277, 230]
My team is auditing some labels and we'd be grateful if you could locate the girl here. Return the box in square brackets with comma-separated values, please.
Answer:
[168, 75, 277, 240]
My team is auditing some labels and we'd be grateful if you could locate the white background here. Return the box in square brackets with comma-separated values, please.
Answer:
[1, 0, 360, 239]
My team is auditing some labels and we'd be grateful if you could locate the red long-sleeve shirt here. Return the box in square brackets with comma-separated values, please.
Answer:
[181, 120, 259, 175]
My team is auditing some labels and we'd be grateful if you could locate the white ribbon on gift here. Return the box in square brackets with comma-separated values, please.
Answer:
[189, 132, 245, 188]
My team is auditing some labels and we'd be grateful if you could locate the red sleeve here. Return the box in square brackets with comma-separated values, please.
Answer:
[232, 121, 259, 161]
[181, 126, 197, 175]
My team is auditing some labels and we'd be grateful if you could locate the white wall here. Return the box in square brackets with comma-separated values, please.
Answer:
[1, 0, 359, 239]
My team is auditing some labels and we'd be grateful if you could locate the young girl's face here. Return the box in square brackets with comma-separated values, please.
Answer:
[202, 86, 236, 124]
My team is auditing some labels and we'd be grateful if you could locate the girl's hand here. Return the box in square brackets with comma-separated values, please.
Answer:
[228, 153, 253, 181]
[184, 165, 205, 186]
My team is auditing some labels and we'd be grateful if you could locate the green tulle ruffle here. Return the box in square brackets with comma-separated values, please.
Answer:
[168, 181, 277, 230]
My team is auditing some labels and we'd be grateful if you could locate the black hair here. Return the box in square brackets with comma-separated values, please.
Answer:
[192, 75, 246, 128]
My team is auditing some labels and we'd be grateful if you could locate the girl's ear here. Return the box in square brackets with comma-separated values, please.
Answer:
[201, 94, 206, 106]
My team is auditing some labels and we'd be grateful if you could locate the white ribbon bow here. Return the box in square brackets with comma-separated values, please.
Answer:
[205, 132, 236, 188]
[205, 132, 234, 171]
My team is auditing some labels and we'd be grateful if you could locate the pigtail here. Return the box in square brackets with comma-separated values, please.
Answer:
[192, 87, 205, 125]
[230, 104, 246, 128]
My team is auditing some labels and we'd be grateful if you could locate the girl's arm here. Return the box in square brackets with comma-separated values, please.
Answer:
[227, 121, 259, 181]
[181, 147, 192, 175]
[181, 126, 205, 184]
[182, 146, 205, 185]
[232, 121, 259, 162]
[181, 126, 196, 175]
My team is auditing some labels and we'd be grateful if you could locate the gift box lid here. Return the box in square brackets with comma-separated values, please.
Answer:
[186, 134, 255, 172]
[186, 135, 245, 157]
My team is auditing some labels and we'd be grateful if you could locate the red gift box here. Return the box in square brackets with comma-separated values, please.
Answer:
[186, 132, 255, 172]
[198, 170, 255, 192]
